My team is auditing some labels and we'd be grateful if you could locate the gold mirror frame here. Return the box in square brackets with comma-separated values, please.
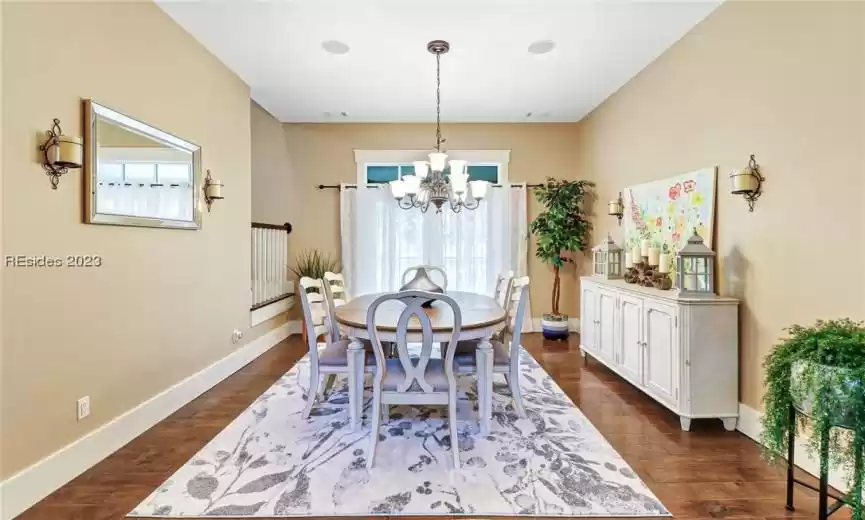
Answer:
[83, 99, 202, 230]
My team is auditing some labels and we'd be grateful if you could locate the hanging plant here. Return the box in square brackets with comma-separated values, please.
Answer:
[761, 318, 865, 520]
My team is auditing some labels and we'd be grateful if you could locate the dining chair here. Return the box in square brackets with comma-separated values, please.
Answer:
[401, 265, 448, 290]
[298, 276, 374, 420]
[322, 271, 349, 342]
[455, 276, 530, 418]
[365, 290, 463, 469]
[493, 270, 515, 309]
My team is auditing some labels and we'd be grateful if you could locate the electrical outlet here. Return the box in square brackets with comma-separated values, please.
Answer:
[77, 396, 91, 421]
[231, 329, 244, 344]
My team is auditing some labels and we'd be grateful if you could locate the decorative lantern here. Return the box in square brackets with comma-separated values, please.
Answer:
[676, 230, 716, 297]
[592, 234, 624, 279]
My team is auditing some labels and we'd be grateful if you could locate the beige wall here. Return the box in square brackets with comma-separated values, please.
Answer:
[1, 1, 254, 479]
[574, 0, 865, 409]
[281, 123, 584, 318]
[251, 102, 301, 228]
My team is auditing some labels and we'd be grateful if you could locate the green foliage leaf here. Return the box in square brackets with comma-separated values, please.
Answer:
[289, 249, 339, 280]
[760, 318, 865, 520]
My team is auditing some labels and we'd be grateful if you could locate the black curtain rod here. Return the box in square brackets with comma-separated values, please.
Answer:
[317, 183, 542, 190]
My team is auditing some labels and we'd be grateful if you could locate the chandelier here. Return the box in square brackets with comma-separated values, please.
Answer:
[389, 40, 489, 214]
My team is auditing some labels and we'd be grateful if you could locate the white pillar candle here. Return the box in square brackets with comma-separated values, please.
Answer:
[684, 275, 697, 291]
[658, 253, 671, 273]
[731, 169, 759, 193]
[640, 239, 651, 257]
[205, 182, 223, 199]
[624, 252, 632, 268]
[647, 247, 660, 266]
[631, 246, 642, 264]
[55, 135, 83, 167]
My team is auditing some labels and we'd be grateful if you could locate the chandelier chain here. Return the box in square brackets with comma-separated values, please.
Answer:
[435, 52, 442, 152]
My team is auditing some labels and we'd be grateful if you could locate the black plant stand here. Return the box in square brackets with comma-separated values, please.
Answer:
[785, 404, 856, 520]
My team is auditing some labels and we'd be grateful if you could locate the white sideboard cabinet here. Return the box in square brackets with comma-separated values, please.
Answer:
[580, 276, 740, 431]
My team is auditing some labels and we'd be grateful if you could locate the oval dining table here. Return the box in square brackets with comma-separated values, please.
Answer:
[334, 291, 507, 435]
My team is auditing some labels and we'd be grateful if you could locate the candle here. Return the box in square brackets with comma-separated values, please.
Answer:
[647, 247, 660, 266]
[640, 239, 650, 257]
[658, 253, 671, 273]
[608, 199, 621, 215]
[624, 252, 632, 268]
[55, 135, 83, 167]
[631, 246, 642, 264]
[684, 275, 697, 291]
[205, 181, 223, 199]
[731, 169, 758, 193]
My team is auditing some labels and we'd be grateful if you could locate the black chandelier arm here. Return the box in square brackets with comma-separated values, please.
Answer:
[397, 196, 418, 210]
[460, 198, 481, 211]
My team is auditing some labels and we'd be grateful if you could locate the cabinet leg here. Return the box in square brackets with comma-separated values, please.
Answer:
[721, 417, 738, 431]
[679, 417, 692, 431]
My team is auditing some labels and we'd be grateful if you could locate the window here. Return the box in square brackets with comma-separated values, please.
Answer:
[348, 150, 516, 296]
[364, 163, 500, 185]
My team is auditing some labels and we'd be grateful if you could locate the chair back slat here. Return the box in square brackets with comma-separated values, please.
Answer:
[298, 277, 329, 361]
[366, 290, 462, 395]
[494, 270, 515, 308]
[322, 271, 349, 341]
[401, 265, 448, 290]
[507, 276, 530, 365]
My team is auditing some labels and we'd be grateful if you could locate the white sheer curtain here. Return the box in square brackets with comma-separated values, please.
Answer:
[341, 181, 531, 329]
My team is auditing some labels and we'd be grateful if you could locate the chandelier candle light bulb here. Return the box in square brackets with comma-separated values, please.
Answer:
[413, 161, 429, 179]
[469, 180, 488, 200]
[404, 175, 421, 195]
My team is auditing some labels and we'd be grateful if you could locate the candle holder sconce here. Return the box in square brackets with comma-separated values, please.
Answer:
[608, 192, 624, 225]
[730, 154, 765, 212]
[203, 169, 224, 212]
[39, 118, 83, 190]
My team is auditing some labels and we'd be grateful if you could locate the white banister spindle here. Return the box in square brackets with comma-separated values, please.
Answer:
[250, 224, 291, 309]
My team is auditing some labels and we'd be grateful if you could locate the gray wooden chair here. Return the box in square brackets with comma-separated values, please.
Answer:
[365, 290, 463, 469]
[298, 276, 374, 419]
[455, 276, 530, 417]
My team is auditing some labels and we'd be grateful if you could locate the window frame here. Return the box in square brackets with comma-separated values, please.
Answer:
[354, 149, 511, 187]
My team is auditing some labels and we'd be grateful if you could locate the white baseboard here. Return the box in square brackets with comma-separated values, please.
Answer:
[0, 321, 295, 520]
[736, 402, 850, 493]
[532, 317, 581, 332]
[250, 296, 295, 327]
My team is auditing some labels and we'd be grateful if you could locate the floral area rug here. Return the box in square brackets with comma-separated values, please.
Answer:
[129, 346, 669, 517]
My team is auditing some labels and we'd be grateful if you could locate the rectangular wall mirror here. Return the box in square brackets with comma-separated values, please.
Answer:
[83, 99, 202, 229]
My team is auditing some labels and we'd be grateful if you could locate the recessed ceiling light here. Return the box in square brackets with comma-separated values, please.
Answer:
[527, 40, 556, 55]
[340, 111, 348, 117]
[321, 40, 350, 55]
[526, 112, 533, 118]
[323, 111, 332, 117]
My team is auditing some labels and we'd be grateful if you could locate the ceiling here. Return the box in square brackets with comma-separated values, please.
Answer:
[156, 0, 720, 123]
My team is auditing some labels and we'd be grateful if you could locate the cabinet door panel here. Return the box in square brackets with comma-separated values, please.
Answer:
[619, 295, 643, 383]
[597, 289, 617, 363]
[644, 301, 678, 405]
[580, 285, 596, 353]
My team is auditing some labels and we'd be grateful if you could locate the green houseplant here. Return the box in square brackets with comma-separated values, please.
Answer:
[761, 318, 865, 520]
[529, 177, 594, 340]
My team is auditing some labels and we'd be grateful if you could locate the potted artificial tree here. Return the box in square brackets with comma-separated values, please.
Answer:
[761, 318, 865, 520]
[530, 177, 594, 340]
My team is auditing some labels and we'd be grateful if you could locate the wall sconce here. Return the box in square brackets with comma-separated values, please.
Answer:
[203, 169, 224, 212]
[730, 154, 765, 212]
[608, 192, 624, 225]
[39, 118, 82, 189]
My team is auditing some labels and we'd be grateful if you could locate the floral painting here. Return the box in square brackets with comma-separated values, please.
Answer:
[623, 167, 717, 276]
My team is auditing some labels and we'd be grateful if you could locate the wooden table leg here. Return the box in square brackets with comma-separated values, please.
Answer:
[347, 337, 365, 432]
[476, 334, 494, 435]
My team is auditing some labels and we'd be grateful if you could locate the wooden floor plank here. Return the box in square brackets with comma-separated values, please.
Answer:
[16, 334, 849, 520]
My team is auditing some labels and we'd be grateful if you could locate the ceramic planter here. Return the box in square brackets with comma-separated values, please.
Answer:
[541, 313, 569, 341]
[790, 360, 861, 429]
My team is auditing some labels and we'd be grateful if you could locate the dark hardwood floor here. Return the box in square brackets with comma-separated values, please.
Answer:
[17, 333, 848, 520]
